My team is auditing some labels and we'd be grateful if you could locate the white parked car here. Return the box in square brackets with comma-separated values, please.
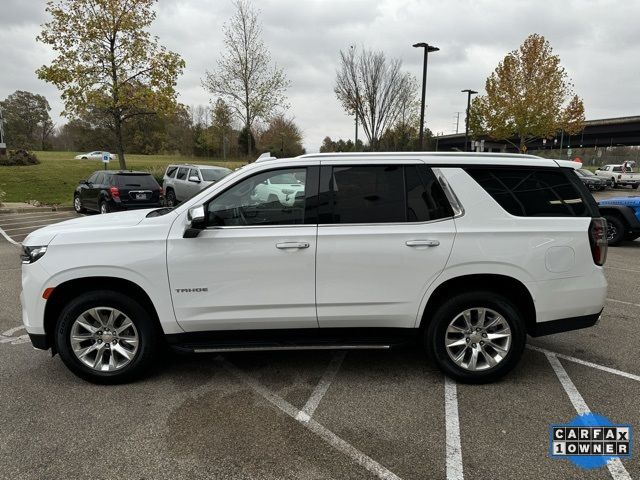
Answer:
[594, 164, 640, 188]
[251, 170, 305, 206]
[74, 151, 116, 161]
[20, 152, 607, 384]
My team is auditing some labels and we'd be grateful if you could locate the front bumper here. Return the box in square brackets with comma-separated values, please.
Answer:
[529, 310, 602, 336]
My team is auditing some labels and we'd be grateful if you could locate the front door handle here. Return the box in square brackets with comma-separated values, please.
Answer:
[406, 240, 440, 247]
[276, 242, 310, 249]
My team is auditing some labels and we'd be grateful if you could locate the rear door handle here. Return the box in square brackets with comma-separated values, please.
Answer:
[276, 242, 310, 249]
[406, 240, 440, 247]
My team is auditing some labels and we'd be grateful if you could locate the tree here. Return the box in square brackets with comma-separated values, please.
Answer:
[0, 91, 54, 150]
[36, 0, 185, 169]
[210, 99, 235, 157]
[468, 34, 585, 152]
[335, 47, 416, 150]
[258, 115, 304, 157]
[202, 0, 289, 156]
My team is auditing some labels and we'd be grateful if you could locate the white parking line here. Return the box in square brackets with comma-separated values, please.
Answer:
[606, 298, 640, 309]
[0, 216, 76, 228]
[605, 266, 640, 274]
[296, 351, 346, 422]
[0, 212, 77, 221]
[217, 356, 402, 480]
[0, 326, 30, 345]
[0, 225, 20, 245]
[3, 224, 59, 233]
[546, 353, 631, 480]
[527, 345, 640, 382]
[444, 376, 464, 480]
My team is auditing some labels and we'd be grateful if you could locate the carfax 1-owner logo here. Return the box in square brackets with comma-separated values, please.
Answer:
[550, 413, 633, 469]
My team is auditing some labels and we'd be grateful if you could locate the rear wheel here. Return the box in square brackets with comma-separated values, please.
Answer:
[55, 290, 159, 384]
[99, 199, 110, 214]
[603, 215, 625, 246]
[165, 189, 177, 207]
[73, 194, 86, 213]
[425, 291, 526, 383]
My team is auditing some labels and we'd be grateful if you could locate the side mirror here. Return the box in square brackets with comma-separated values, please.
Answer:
[188, 175, 201, 183]
[184, 205, 206, 238]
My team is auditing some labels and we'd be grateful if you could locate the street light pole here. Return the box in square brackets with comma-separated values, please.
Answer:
[461, 89, 478, 152]
[413, 42, 439, 150]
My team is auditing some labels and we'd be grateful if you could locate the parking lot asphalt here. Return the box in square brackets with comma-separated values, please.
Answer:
[0, 191, 639, 479]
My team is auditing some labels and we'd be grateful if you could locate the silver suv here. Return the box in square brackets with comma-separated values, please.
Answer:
[163, 164, 231, 206]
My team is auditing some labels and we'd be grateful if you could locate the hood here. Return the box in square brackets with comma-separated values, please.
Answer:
[23, 208, 155, 246]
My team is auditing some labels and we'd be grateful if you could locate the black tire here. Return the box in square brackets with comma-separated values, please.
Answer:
[603, 215, 625, 246]
[99, 199, 110, 214]
[55, 290, 159, 384]
[425, 291, 526, 384]
[165, 189, 177, 207]
[73, 194, 86, 214]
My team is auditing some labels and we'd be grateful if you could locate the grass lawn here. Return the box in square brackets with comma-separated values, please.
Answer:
[0, 151, 247, 205]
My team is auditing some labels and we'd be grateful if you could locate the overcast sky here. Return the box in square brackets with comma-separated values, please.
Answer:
[2, 0, 639, 152]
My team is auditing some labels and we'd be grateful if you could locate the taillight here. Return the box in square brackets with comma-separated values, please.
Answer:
[109, 186, 120, 198]
[159, 187, 164, 197]
[589, 218, 608, 266]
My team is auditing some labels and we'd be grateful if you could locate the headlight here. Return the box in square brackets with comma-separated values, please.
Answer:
[21, 245, 47, 264]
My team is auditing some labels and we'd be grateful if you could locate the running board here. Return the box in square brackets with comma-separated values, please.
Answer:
[190, 344, 392, 354]
[166, 327, 419, 355]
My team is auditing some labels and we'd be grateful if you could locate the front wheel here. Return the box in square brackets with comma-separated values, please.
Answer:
[425, 292, 526, 383]
[55, 290, 159, 384]
[73, 195, 86, 213]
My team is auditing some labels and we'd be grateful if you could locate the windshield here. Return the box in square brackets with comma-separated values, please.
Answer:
[578, 169, 595, 177]
[270, 173, 302, 184]
[200, 168, 231, 182]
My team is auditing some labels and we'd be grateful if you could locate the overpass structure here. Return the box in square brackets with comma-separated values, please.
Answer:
[434, 116, 640, 153]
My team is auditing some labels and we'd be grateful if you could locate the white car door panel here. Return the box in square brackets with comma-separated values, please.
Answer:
[316, 221, 455, 328]
[167, 164, 319, 332]
[315, 163, 456, 329]
[167, 226, 318, 331]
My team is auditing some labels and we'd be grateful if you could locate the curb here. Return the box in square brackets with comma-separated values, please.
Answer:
[0, 206, 75, 214]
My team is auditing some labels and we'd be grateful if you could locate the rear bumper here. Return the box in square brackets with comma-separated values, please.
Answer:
[529, 310, 602, 337]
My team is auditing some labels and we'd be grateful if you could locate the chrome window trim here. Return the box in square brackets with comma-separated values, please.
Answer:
[432, 167, 464, 218]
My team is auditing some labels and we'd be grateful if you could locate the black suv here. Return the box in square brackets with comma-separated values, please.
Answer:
[73, 171, 163, 214]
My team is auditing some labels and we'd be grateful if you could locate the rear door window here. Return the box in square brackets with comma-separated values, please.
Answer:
[321, 165, 453, 224]
[176, 167, 188, 180]
[166, 166, 178, 178]
[465, 167, 598, 217]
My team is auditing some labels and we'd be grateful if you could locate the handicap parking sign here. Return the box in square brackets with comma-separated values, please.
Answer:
[102, 152, 110, 163]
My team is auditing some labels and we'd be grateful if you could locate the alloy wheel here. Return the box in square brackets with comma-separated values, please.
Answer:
[444, 307, 512, 371]
[70, 307, 139, 372]
[606, 223, 617, 241]
[74, 196, 81, 212]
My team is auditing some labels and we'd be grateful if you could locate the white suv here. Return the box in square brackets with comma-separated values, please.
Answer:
[20, 153, 608, 384]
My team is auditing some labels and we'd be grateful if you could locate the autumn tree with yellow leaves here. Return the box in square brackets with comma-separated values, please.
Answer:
[36, 0, 185, 169]
[469, 34, 585, 153]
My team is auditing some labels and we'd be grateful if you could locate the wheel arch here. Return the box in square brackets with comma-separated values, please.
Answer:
[44, 276, 163, 354]
[419, 274, 536, 335]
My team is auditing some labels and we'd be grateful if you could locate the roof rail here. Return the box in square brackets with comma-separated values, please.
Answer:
[297, 151, 542, 161]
